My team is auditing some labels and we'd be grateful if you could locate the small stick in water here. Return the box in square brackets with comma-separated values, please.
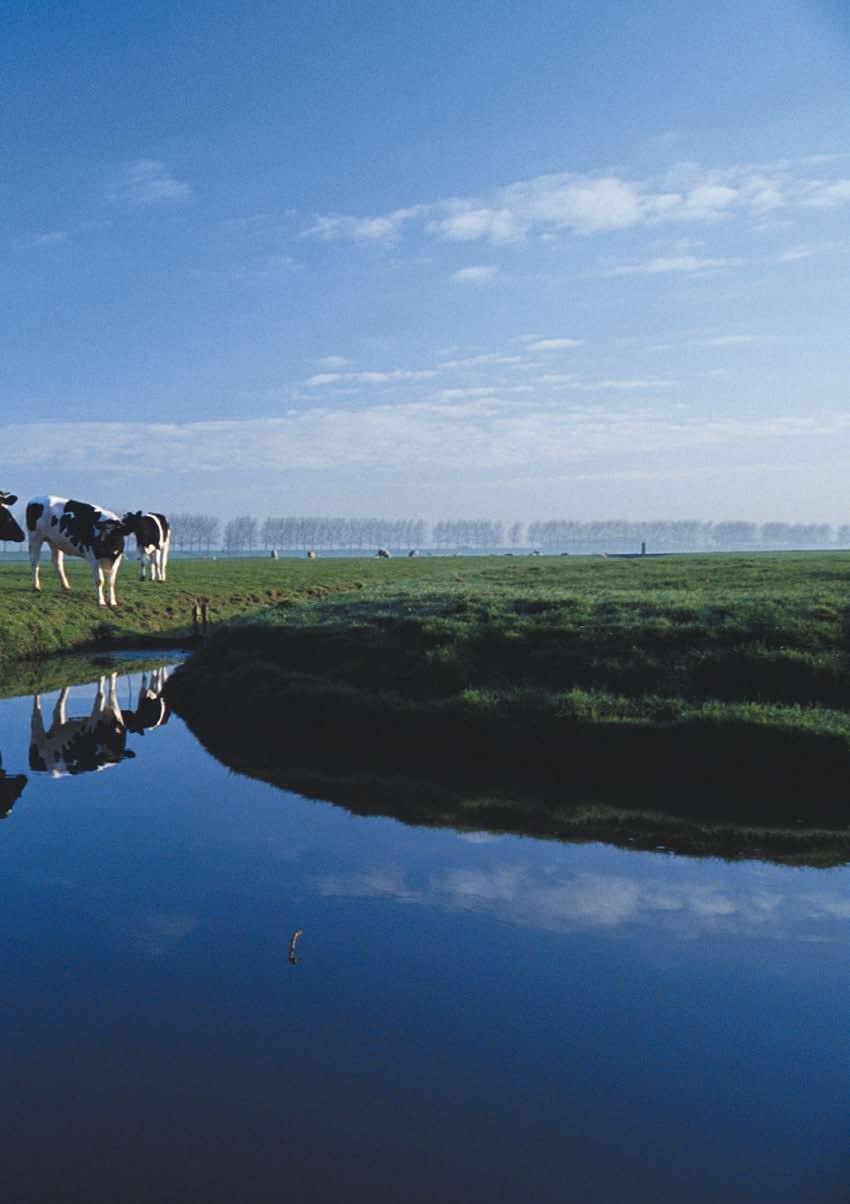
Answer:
[288, 928, 303, 965]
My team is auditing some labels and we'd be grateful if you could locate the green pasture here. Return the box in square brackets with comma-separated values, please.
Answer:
[160, 550, 850, 824]
[0, 555, 372, 667]
[4, 549, 850, 834]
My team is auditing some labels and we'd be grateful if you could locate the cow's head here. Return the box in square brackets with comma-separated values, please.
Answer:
[0, 492, 25, 543]
[92, 518, 129, 562]
[121, 511, 145, 536]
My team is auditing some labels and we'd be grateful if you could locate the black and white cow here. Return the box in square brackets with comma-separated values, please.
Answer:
[27, 496, 129, 607]
[0, 491, 25, 543]
[0, 751, 27, 819]
[122, 668, 171, 735]
[122, 511, 171, 582]
[29, 675, 135, 778]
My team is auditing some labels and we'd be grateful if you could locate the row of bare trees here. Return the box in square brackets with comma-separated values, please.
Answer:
[156, 514, 850, 554]
[526, 520, 838, 550]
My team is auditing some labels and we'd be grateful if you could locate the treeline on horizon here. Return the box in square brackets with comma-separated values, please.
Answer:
[163, 514, 850, 553]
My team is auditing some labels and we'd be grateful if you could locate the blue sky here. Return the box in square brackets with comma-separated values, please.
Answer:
[2, 0, 849, 522]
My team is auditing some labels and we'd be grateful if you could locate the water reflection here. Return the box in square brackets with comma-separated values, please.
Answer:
[0, 662, 846, 1204]
[5, 659, 849, 868]
[0, 753, 26, 817]
[27, 667, 171, 779]
[315, 860, 850, 942]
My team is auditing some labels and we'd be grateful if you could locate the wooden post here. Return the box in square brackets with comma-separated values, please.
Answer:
[192, 596, 210, 636]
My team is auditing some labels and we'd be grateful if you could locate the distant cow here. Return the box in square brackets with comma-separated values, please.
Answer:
[29, 674, 134, 778]
[307, 550, 317, 560]
[27, 496, 129, 607]
[376, 548, 391, 559]
[0, 491, 25, 543]
[122, 511, 171, 582]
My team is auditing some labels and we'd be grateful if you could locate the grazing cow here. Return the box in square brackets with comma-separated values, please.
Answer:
[122, 511, 171, 582]
[29, 674, 135, 777]
[307, 550, 317, 560]
[27, 496, 129, 607]
[123, 668, 171, 735]
[0, 491, 25, 543]
[376, 548, 391, 559]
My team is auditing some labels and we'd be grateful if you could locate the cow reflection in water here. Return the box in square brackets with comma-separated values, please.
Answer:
[123, 668, 171, 737]
[0, 753, 27, 817]
[29, 669, 171, 778]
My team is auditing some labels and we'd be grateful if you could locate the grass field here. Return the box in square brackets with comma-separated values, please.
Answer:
[0, 555, 372, 666]
[3, 550, 849, 849]
[152, 550, 850, 828]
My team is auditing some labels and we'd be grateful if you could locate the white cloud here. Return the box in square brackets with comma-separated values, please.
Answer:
[428, 865, 850, 938]
[452, 265, 499, 284]
[304, 368, 438, 388]
[438, 352, 527, 369]
[524, 337, 583, 351]
[602, 254, 740, 276]
[109, 159, 193, 205]
[310, 858, 850, 940]
[19, 230, 68, 249]
[303, 157, 850, 250]
[551, 378, 679, 391]
[694, 334, 764, 347]
[431, 206, 522, 243]
[304, 205, 422, 246]
[800, 179, 850, 208]
[5, 403, 850, 478]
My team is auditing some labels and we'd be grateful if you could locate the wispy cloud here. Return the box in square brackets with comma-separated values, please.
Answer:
[693, 334, 765, 348]
[304, 206, 422, 245]
[5, 404, 850, 477]
[317, 355, 351, 369]
[429, 864, 850, 937]
[304, 368, 439, 388]
[303, 157, 850, 248]
[777, 241, 840, 263]
[17, 230, 68, 249]
[109, 159, 193, 206]
[452, 265, 499, 284]
[601, 254, 740, 276]
[310, 859, 850, 940]
[524, 336, 583, 351]
[800, 179, 850, 209]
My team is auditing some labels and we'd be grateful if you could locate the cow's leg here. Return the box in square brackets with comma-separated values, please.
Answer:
[152, 549, 162, 582]
[139, 552, 147, 581]
[29, 533, 44, 592]
[54, 687, 70, 727]
[104, 672, 123, 724]
[160, 537, 170, 582]
[106, 555, 122, 607]
[51, 546, 71, 592]
[91, 561, 107, 607]
[31, 696, 46, 742]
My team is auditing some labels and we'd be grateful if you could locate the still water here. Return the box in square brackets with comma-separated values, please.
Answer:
[0, 660, 846, 1203]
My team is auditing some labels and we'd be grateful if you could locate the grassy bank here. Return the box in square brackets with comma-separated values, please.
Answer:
[0, 556, 377, 667]
[165, 551, 850, 828]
